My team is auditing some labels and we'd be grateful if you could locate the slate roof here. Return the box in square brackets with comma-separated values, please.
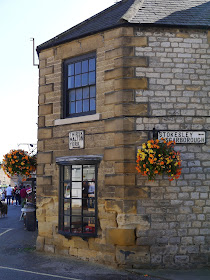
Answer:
[37, 0, 210, 53]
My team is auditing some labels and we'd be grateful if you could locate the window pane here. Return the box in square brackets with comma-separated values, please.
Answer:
[83, 165, 95, 181]
[89, 71, 95, 84]
[72, 165, 82, 181]
[68, 76, 74, 89]
[76, 101, 82, 113]
[75, 62, 81, 74]
[75, 75, 81, 87]
[90, 98, 96, 111]
[89, 58, 95, 71]
[83, 99, 89, 112]
[64, 216, 70, 232]
[72, 182, 82, 199]
[72, 199, 82, 216]
[71, 216, 82, 234]
[69, 90, 75, 101]
[82, 73, 88, 86]
[83, 87, 89, 99]
[64, 183, 71, 198]
[82, 60, 88, 73]
[64, 199, 70, 215]
[90, 86, 96, 98]
[68, 64, 74, 76]
[83, 217, 95, 234]
[70, 102, 75, 114]
[76, 88, 82, 100]
[64, 166, 70, 181]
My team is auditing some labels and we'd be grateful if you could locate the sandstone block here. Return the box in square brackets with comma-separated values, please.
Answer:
[104, 146, 135, 161]
[37, 152, 52, 164]
[117, 214, 150, 229]
[36, 236, 45, 251]
[114, 56, 148, 68]
[105, 67, 134, 80]
[38, 222, 53, 238]
[116, 245, 150, 265]
[208, 31, 210, 44]
[105, 117, 135, 132]
[114, 78, 148, 90]
[104, 27, 134, 41]
[38, 116, 45, 128]
[39, 84, 53, 94]
[114, 103, 148, 117]
[114, 162, 136, 174]
[104, 90, 134, 105]
[39, 104, 53, 116]
[44, 244, 55, 254]
[105, 174, 135, 186]
[106, 228, 135, 246]
[39, 49, 54, 60]
[40, 66, 54, 77]
[113, 36, 147, 48]
[38, 128, 53, 139]
[105, 47, 134, 60]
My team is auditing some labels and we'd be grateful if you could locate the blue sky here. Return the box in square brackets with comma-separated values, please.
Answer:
[0, 0, 116, 161]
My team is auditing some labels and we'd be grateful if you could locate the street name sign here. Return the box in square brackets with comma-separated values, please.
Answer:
[157, 131, 206, 144]
[69, 130, 84, 149]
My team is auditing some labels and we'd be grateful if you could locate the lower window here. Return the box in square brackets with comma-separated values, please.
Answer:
[59, 164, 97, 237]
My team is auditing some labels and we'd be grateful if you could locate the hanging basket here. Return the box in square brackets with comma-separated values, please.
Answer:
[136, 139, 182, 181]
[2, 149, 36, 179]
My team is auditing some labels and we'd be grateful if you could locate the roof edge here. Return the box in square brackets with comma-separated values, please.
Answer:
[122, 0, 145, 22]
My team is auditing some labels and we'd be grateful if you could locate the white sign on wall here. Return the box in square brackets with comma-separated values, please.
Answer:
[158, 131, 206, 144]
[69, 131, 84, 149]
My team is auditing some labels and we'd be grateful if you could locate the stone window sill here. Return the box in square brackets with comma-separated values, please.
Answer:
[54, 113, 101, 126]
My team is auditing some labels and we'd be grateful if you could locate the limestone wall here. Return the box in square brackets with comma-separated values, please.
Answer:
[37, 26, 210, 268]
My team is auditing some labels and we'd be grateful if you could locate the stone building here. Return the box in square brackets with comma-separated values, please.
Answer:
[36, 0, 210, 268]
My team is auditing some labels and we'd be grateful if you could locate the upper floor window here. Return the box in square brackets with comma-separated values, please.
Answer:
[63, 53, 96, 118]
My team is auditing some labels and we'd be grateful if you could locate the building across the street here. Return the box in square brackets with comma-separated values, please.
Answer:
[36, 0, 210, 268]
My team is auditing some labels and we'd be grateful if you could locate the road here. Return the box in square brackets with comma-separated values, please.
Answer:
[0, 204, 162, 280]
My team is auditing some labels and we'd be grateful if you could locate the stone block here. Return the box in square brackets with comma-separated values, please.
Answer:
[100, 219, 117, 230]
[105, 117, 135, 132]
[113, 36, 148, 48]
[38, 222, 53, 238]
[114, 57, 148, 68]
[44, 244, 55, 254]
[125, 187, 150, 199]
[39, 84, 53, 94]
[116, 245, 150, 264]
[105, 200, 124, 213]
[105, 174, 135, 186]
[104, 90, 134, 105]
[38, 128, 52, 139]
[114, 103, 147, 117]
[208, 31, 210, 44]
[104, 27, 134, 41]
[39, 104, 53, 116]
[114, 162, 136, 174]
[114, 78, 148, 90]
[36, 236, 45, 251]
[117, 214, 150, 229]
[38, 116, 45, 128]
[39, 49, 54, 60]
[106, 228, 135, 246]
[104, 146, 135, 161]
[105, 67, 134, 80]
[40, 66, 54, 77]
[37, 152, 52, 164]
[105, 47, 134, 60]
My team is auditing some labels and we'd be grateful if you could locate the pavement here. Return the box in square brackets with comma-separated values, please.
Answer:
[0, 204, 210, 280]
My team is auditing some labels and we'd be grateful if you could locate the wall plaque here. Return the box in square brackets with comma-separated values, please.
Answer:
[157, 131, 206, 144]
[69, 130, 84, 149]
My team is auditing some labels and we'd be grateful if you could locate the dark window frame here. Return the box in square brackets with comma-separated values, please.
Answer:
[58, 162, 98, 238]
[63, 52, 96, 119]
